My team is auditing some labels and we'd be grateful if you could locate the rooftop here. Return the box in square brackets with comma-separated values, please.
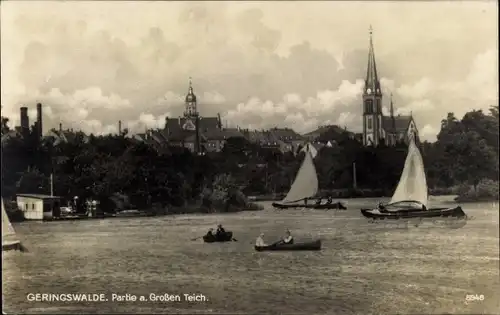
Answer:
[17, 194, 61, 200]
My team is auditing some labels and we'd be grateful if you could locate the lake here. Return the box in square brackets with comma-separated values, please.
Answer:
[2, 197, 499, 314]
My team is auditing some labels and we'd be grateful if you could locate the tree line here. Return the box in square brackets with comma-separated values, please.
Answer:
[1, 105, 498, 211]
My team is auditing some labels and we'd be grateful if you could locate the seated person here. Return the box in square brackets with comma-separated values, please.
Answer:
[315, 198, 322, 205]
[276, 230, 294, 245]
[255, 233, 267, 247]
[378, 202, 389, 213]
[205, 228, 214, 237]
[216, 224, 225, 236]
[326, 196, 333, 204]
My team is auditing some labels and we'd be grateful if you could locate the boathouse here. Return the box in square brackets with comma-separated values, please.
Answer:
[16, 194, 62, 220]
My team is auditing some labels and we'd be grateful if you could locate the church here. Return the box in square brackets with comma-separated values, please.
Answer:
[362, 28, 418, 146]
[162, 78, 244, 153]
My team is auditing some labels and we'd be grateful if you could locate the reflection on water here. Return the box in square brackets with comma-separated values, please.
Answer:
[2, 199, 499, 314]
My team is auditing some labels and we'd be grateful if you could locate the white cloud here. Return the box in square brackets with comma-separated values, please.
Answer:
[0, 2, 496, 141]
[420, 124, 437, 139]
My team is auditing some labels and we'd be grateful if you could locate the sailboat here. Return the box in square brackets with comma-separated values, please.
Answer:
[272, 143, 346, 210]
[2, 198, 27, 251]
[360, 138, 466, 220]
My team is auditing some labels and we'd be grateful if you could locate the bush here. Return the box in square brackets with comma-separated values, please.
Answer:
[455, 179, 499, 202]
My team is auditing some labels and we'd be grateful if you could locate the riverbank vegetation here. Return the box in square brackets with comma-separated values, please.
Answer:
[1, 106, 498, 217]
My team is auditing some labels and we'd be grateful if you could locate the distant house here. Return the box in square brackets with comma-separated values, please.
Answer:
[16, 194, 62, 220]
[1, 129, 22, 146]
[303, 125, 356, 144]
[45, 126, 89, 145]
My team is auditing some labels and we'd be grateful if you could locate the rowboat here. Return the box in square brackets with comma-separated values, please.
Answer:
[254, 239, 321, 251]
[203, 231, 233, 243]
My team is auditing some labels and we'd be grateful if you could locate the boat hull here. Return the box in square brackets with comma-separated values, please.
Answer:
[2, 241, 22, 251]
[255, 239, 322, 251]
[360, 206, 466, 220]
[272, 202, 346, 210]
[203, 231, 233, 243]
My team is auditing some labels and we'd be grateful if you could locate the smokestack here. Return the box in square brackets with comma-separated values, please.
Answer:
[59, 123, 62, 132]
[36, 103, 43, 138]
[118, 120, 122, 135]
[20, 107, 29, 132]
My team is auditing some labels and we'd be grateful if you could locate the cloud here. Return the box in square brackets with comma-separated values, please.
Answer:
[223, 79, 364, 133]
[0, 2, 497, 142]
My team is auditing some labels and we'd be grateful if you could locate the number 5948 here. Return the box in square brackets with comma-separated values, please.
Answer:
[465, 294, 484, 301]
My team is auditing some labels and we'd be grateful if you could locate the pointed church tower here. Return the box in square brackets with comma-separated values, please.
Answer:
[362, 26, 384, 146]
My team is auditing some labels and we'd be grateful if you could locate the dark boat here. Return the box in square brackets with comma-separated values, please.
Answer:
[360, 200, 467, 220]
[272, 201, 346, 210]
[255, 239, 322, 251]
[203, 231, 233, 243]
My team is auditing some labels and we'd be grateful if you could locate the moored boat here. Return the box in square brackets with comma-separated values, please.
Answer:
[203, 231, 233, 243]
[254, 239, 322, 251]
[2, 198, 26, 252]
[272, 143, 346, 210]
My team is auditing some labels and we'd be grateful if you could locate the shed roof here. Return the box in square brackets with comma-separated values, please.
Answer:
[17, 194, 61, 200]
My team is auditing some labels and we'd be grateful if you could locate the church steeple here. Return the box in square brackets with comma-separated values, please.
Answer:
[364, 26, 381, 96]
[184, 77, 198, 117]
[362, 25, 384, 147]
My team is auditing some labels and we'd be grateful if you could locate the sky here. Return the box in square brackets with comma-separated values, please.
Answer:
[1, 1, 498, 141]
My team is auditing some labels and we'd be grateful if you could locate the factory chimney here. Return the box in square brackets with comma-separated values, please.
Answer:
[36, 103, 43, 138]
[118, 120, 122, 135]
[20, 107, 29, 136]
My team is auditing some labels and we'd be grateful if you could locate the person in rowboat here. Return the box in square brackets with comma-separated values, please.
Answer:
[275, 230, 294, 245]
[205, 228, 214, 238]
[255, 233, 267, 247]
[216, 224, 226, 236]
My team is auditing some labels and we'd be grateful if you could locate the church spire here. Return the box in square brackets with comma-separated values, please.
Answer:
[365, 25, 381, 95]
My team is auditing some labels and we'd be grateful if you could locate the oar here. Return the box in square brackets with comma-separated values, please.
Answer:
[19, 243, 29, 253]
[191, 236, 203, 241]
[232, 238, 238, 242]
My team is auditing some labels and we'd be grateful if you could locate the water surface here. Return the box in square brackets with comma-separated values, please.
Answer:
[3, 198, 499, 314]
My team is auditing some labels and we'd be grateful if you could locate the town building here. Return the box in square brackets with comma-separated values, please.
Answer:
[160, 78, 245, 153]
[45, 123, 89, 145]
[16, 194, 62, 220]
[362, 27, 418, 146]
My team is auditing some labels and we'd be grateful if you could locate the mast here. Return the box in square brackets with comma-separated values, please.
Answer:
[353, 162, 357, 189]
[50, 173, 54, 196]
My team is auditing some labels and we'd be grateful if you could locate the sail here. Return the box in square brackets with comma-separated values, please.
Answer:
[300, 143, 318, 159]
[2, 198, 21, 250]
[390, 139, 428, 207]
[281, 147, 319, 203]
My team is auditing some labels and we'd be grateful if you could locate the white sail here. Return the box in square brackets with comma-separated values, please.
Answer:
[300, 143, 318, 159]
[390, 139, 428, 207]
[281, 147, 319, 203]
[2, 198, 21, 250]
